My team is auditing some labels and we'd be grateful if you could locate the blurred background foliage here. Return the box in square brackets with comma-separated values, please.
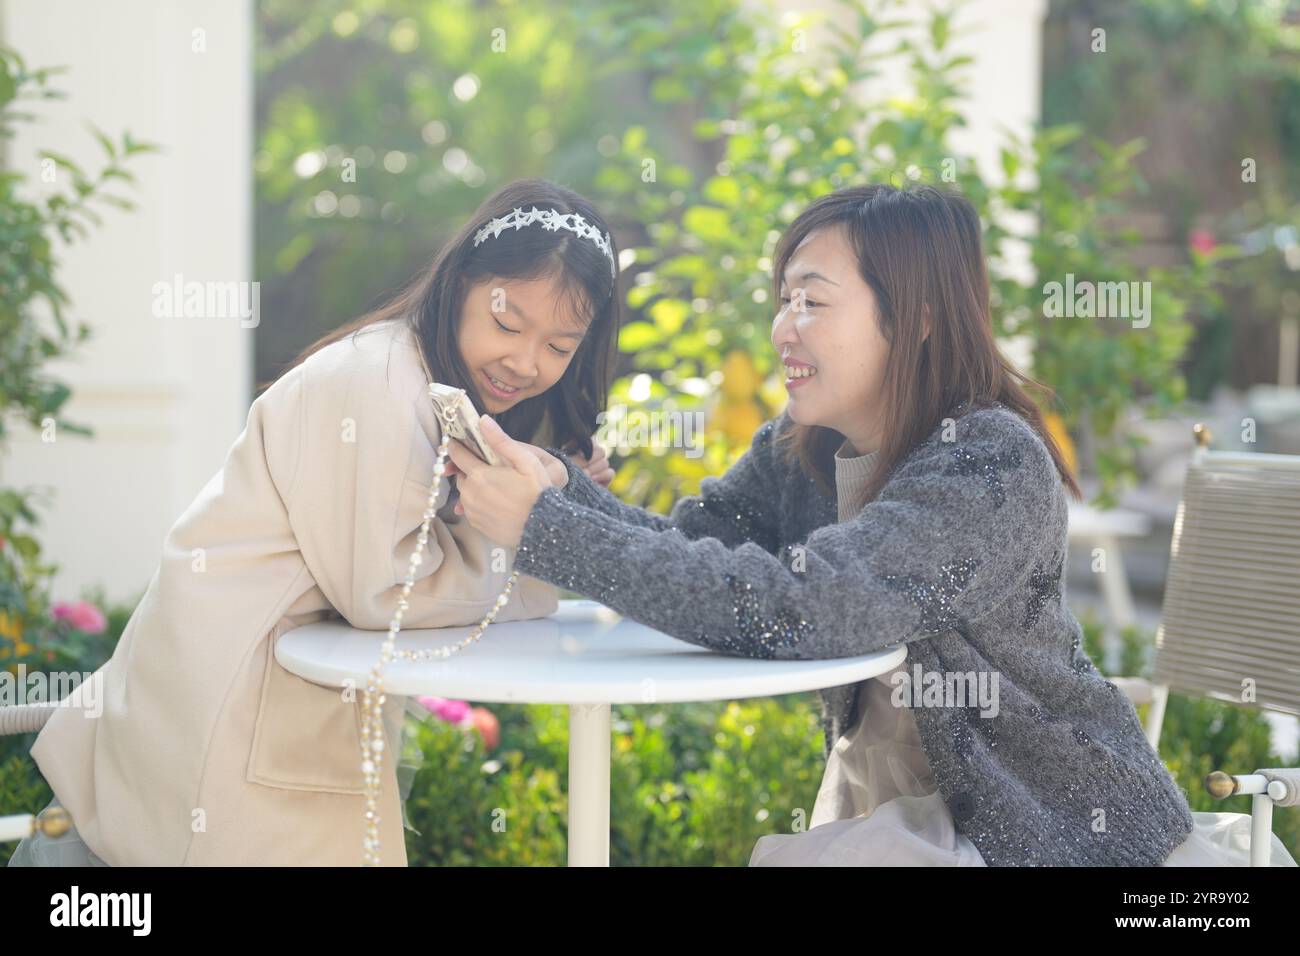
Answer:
[253, 0, 1298, 511]
[1042, 0, 1300, 409]
[255, 0, 636, 379]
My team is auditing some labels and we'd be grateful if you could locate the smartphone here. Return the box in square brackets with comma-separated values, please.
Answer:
[428, 382, 500, 465]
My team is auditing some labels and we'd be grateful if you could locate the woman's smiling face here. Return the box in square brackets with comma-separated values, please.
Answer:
[772, 225, 892, 455]
[457, 274, 589, 412]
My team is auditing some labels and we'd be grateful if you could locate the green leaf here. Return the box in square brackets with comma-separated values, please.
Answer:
[681, 205, 730, 242]
[649, 298, 690, 334]
[702, 175, 741, 207]
[618, 321, 662, 350]
[88, 123, 117, 159]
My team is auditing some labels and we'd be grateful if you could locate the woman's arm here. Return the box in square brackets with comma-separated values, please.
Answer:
[513, 408, 1061, 659]
[541, 417, 787, 552]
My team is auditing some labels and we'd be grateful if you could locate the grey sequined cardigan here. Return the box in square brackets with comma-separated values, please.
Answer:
[514, 401, 1195, 866]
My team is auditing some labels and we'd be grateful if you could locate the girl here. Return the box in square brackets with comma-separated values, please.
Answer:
[447, 183, 1297, 866]
[6, 178, 622, 866]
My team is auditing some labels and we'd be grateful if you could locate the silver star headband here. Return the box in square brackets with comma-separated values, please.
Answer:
[473, 205, 617, 280]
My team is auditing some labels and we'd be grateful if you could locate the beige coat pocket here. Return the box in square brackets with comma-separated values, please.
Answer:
[246, 631, 366, 794]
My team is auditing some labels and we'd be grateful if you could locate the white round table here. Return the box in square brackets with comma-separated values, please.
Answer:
[275, 599, 907, 866]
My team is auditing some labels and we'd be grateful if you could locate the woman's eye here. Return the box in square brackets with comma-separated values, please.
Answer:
[778, 295, 821, 309]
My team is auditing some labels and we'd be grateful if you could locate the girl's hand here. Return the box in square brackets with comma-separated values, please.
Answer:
[571, 439, 616, 488]
[445, 415, 551, 548]
[443, 442, 567, 488]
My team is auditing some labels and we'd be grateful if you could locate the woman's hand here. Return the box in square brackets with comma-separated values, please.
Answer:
[571, 439, 615, 488]
[526, 445, 570, 488]
[445, 415, 552, 548]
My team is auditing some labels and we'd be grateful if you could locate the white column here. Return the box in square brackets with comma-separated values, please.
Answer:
[0, 0, 253, 605]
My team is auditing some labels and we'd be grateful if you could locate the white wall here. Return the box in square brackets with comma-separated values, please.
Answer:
[0, 0, 253, 606]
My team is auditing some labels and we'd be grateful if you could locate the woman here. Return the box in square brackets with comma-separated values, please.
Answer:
[446, 183, 1296, 866]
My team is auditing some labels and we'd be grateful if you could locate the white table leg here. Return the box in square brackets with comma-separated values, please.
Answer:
[567, 702, 611, 867]
[1096, 533, 1137, 670]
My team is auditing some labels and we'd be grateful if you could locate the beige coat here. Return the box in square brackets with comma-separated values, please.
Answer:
[30, 317, 558, 865]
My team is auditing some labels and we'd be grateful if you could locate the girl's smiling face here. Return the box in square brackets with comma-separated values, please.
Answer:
[772, 225, 892, 455]
[457, 274, 590, 412]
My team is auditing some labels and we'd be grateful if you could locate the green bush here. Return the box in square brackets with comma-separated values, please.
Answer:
[401, 695, 825, 866]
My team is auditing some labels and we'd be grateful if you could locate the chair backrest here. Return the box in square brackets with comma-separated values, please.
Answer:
[1154, 436, 1300, 718]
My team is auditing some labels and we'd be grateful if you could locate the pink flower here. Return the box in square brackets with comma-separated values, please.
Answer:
[1189, 229, 1216, 255]
[416, 695, 472, 724]
[51, 600, 106, 634]
[415, 697, 499, 749]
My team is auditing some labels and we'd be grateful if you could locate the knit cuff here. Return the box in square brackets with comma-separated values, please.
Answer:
[544, 446, 612, 512]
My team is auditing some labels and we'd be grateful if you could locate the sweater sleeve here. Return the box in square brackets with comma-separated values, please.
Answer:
[513, 408, 1060, 659]
[540, 416, 786, 552]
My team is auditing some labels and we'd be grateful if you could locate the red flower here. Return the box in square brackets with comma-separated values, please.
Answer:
[470, 706, 500, 751]
[1189, 229, 1216, 255]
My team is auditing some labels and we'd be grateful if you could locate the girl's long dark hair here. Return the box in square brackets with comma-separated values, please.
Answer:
[772, 183, 1082, 509]
[258, 178, 621, 459]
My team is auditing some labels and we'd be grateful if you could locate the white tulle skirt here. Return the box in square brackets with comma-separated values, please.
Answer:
[750, 666, 1297, 868]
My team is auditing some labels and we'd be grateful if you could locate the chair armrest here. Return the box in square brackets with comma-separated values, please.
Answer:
[0, 702, 58, 736]
[1205, 768, 1300, 806]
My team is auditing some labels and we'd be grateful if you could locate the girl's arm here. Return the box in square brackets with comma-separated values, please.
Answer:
[281, 350, 553, 631]
[540, 417, 788, 551]
[514, 408, 1061, 659]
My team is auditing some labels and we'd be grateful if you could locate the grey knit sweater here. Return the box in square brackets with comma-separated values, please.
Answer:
[515, 401, 1195, 866]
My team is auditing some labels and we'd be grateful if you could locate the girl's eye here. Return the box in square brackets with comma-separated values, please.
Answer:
[497, 317, 571, 355]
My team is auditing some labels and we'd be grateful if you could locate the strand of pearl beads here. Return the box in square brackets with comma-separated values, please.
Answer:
[360, 393, 520, 866]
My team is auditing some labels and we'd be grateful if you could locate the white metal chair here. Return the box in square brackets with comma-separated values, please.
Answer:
[0, 702, 66, 847]
[1111, 422, 1300, 865]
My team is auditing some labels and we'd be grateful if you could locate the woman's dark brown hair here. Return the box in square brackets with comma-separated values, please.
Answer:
[772, 183, 1081, 509]
[257, 178, 621, 460]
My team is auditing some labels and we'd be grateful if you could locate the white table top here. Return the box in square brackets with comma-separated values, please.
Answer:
[275, 599, 907, 704]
